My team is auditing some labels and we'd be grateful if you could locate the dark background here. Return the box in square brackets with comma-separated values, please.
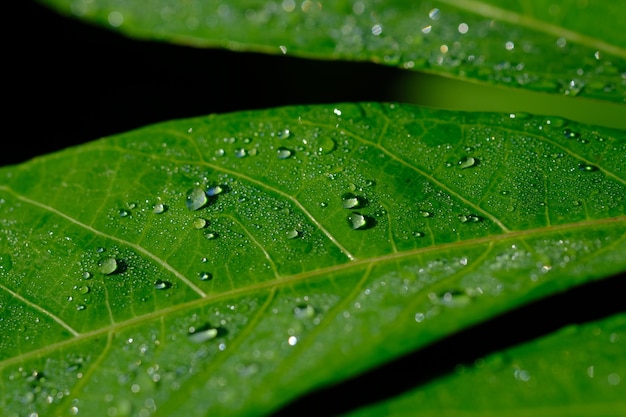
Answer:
[6, 1, 409, 167]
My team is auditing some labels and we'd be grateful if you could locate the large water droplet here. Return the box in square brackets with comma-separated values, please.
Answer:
[458, 156, 479, 169]
[186, 188, 208, 211]
[198, 272, 213, 281]
[205, 231, 219, 240]
[98, 257, 119, 275]
[579, 163, 598, 172]
[154, 280, 172, 290]
[188, 325, 219, 343]
[286, 229, 300, 239]
[347, 212, 373, 230]
[193, 218, 208, 229]
[342, 193, 366, 209]
[277, 147, 294, 159]
[153, 203, 167, 214]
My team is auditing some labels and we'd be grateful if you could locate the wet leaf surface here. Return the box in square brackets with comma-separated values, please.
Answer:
[1, 103, 625, 416]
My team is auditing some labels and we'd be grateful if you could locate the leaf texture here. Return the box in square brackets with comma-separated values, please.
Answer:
[1, 103, 625, 416]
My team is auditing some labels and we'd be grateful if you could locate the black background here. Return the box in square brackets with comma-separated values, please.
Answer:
[7, 1, 408, 167]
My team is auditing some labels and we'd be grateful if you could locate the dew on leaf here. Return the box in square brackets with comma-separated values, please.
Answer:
[458, 156, 479, 169]
[563, 128, 580, 139]
[414, 312, 425, 323]
[434, 289, 471, 307]
[276, 128, 291, 139]
[119, 209, 131, 217]
[420, 210, 433, 217]
[188, 325, 219, 343]
[234, 148, 248, 158]
[186, 188, 208, 211]
[82, 271, 92, 280]
[76, 304, 86, 311]
[545, 117, 567, 128]
[98, 257, 119, 275]
[198, 272, 213, 281]
[205, 232, 219, 240]
[277, 147, 294, 159]
[317, 137, 336, 154]
[77, 285, 89, 294]
[206, 185, 224, 196]
[579, 163, 599, 172]
[288, 336, 298, 346]
[152, 203, 167, 214]
[293, 304, 316, 319]
[458, 214, 483, 223]
[286, 229, 300, 239]
[154, 280, 172, 290]
[193, 218, 208, 229]
[412, 231, 425, 237]
[347, 212, 374, 230]
[342, 192, 366, 209]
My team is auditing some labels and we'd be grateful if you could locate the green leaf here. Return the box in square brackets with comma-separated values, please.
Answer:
[35, 0, 626, 103]
[342, 312, 626, 417]
[1, 103, 625, 416]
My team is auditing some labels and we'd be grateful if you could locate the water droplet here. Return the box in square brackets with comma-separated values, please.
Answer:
[563, 128, 580, 139]
[154, 280, 171, 290]
[193, 218, 208, 229]
[152, 203, 167, 214]
[458, 156, 479, 169]
[317, 137, 336, 154]
[579, 163, 598, 172]
[436, 289, 471, 307]
[205, 231, 219, 240]
[188, 325, 219, 343]
[347, 212, 373, 230]
[420, 211, 433, 218]
[119, 209, 131, 217]
[76, 304, 86, 311]
[414, 312, 425, 322]
[545, 117, 567, 128]
[286, 229, 300, 239]
[206, 185, 224, 197]
[98, 257, 119, 275]
[288, 336, 298, 346]
[186, 188, 208, 211]
[82, 271, 92, 280]
[0, 254, 13, 272]
[293, 304, 316, 319]
[198, 272, 213, 281]
[412, 231, 425, 237]
[277, 147, 294, 159]
[458, 214, 483, 223]
[77, 285, 90, 295]
[277, 128, 291, 139]
[234, 148, 248, 158]
[342, 193, 366, 209]
[429, 8, 440, 19]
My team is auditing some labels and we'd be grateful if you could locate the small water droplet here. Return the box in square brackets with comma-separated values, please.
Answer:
[154, 280, 171, 290]
[234, 148, 248, 158]
[153, 203, 167, 214]
[563, 128, 580, 139]
[420, 210, 433, 218]
[277, 147, 294, 159]
[458, 214, 483, 223]
[545, 117, 567, 128]
[119, 209, 131, 217]
[579, 163, 598, 172]
[186, 188, 208, 211]
[437, 289, 471, 307]
[347, 212, 373, 230]
[413, 231, 425, 237]
[193, 218, 208, 229]
[198, 272, 213, 281]
[288, 336, 298, 346]
[76, 304, 86, 311]
[188, 325, 219, 343]
[342, 193, 366, 209]
[458, 156, 479, 169]
[77, 285, 90, 294]
[277, 128, 291, 139]
[206, 185, 224, 196]
[205, 231, 219, 240]
[293, 304, 316, 319]
[98, 258, 119, 275]
[414, 312, 425, 322]
[82, 271, 92, 280]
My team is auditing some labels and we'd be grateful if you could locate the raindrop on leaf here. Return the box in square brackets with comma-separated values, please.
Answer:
[186, 188, 208, 211]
